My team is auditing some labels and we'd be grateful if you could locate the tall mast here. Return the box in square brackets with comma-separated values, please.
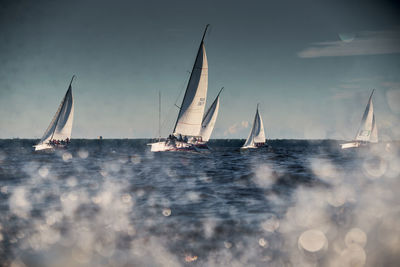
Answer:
[369, 89, 375, 100]
[69, 75, 75, 87]
[158, 91, 161, 141]
[217, 86, 224, 97]
[173, 24, 210, 134]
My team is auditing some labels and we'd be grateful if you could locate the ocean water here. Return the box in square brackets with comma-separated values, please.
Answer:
[0, 139, 399, 267]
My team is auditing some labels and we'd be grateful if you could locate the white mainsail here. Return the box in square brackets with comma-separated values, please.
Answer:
[200, 87, 223, 142]
[354, 90, 377, 143]
[173, 28, 209, 137]
[38, 77, 75, 145]
[242, 105, 265, 148]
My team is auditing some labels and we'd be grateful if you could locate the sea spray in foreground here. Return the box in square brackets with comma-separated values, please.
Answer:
[0, 139, 399, 266]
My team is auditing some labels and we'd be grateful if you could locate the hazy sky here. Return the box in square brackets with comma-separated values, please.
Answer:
[1, 0, 400, 139]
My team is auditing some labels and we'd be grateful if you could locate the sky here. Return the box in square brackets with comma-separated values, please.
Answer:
[0, 0, 400, 140]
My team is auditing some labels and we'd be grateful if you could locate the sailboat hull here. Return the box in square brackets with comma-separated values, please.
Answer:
[340, 141, 379, 150]
[34, 143, 68, 152]
[241, 142, 267, 149]
[340, 142, 360, 149]
[148, 141, 210, 152]
[148, 141, 195, 152]
[34, 143, 54, 151]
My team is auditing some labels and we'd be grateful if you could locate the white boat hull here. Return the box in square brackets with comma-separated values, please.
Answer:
[148, 141, 195, 152]
[34, 143, 54, 151]
[148, 140, 210, 152]
[340, 142, 360, 149]
[241, 142, 266, 150]
[340, 141, 379, 150]
[34, 143, 67, 151]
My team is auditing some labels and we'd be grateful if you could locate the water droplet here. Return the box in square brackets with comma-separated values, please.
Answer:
[345, 228, 367, 248]
[258, 238, 268, 248]
[298, 229, 328, 260]
[78, 150, 89, 159]
[62, 152, 73, 161]
[162, 208, 171, 217]
[121, 193, 132, 204]
[261, 214, 280, 232]
[130, 154, 141, 164]
[224, 241, 232, 249]
[38, 166, 49, 178]
[66, 176, 78, 187]
[184, 254, 198, 262]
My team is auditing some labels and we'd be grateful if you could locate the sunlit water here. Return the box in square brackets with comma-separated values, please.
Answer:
[0, 139, 399, 266]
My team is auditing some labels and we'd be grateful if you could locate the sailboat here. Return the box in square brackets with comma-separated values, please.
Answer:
[148, 25, 220, 152]
[241, 104, 266, 149]
[340, 89, 378, 149]
[34, 76, 75, 151]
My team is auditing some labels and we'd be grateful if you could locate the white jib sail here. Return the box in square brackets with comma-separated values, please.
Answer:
[200, 89, 222, 142]
[355, 90, 376, 142]
[243, 106, 265, 148]
[39, 82, 74, 144]
[173, 43, 208, 137]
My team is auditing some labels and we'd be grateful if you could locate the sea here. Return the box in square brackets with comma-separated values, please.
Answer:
[0, 139, 399, 267]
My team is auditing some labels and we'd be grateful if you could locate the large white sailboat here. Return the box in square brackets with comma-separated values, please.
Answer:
[341, 89, 378, 149]
[241, 104, 266, 149]
[34, 76, 75, 151]
[149, 25, 221, 152]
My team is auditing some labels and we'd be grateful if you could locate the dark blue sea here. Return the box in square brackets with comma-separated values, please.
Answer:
[0, 139, 399, 267]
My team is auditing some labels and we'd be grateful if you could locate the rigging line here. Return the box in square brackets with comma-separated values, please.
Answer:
[174, 70, 191, 107]
[159, 70, 192, 133]
[151, 70, 192, 139]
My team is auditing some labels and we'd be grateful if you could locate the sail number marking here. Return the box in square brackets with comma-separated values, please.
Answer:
[198, 98, 205, 106]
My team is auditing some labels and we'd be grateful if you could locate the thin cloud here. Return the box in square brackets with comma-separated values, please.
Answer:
[340, 84, 360, 89]
[298, 30, 400, 58]
[331, 91, 356, 100]
[224, 121, 249, 136]
[381, 81, 400, 89]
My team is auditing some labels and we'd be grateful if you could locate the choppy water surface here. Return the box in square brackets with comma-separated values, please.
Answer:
[0, 139, 399, 266]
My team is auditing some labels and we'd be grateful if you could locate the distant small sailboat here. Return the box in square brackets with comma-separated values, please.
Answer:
[341, 89, 378, 149]
[241, 104, 266, 149]
[34, 76, 75, 151]
[149, 25, 220, 152]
